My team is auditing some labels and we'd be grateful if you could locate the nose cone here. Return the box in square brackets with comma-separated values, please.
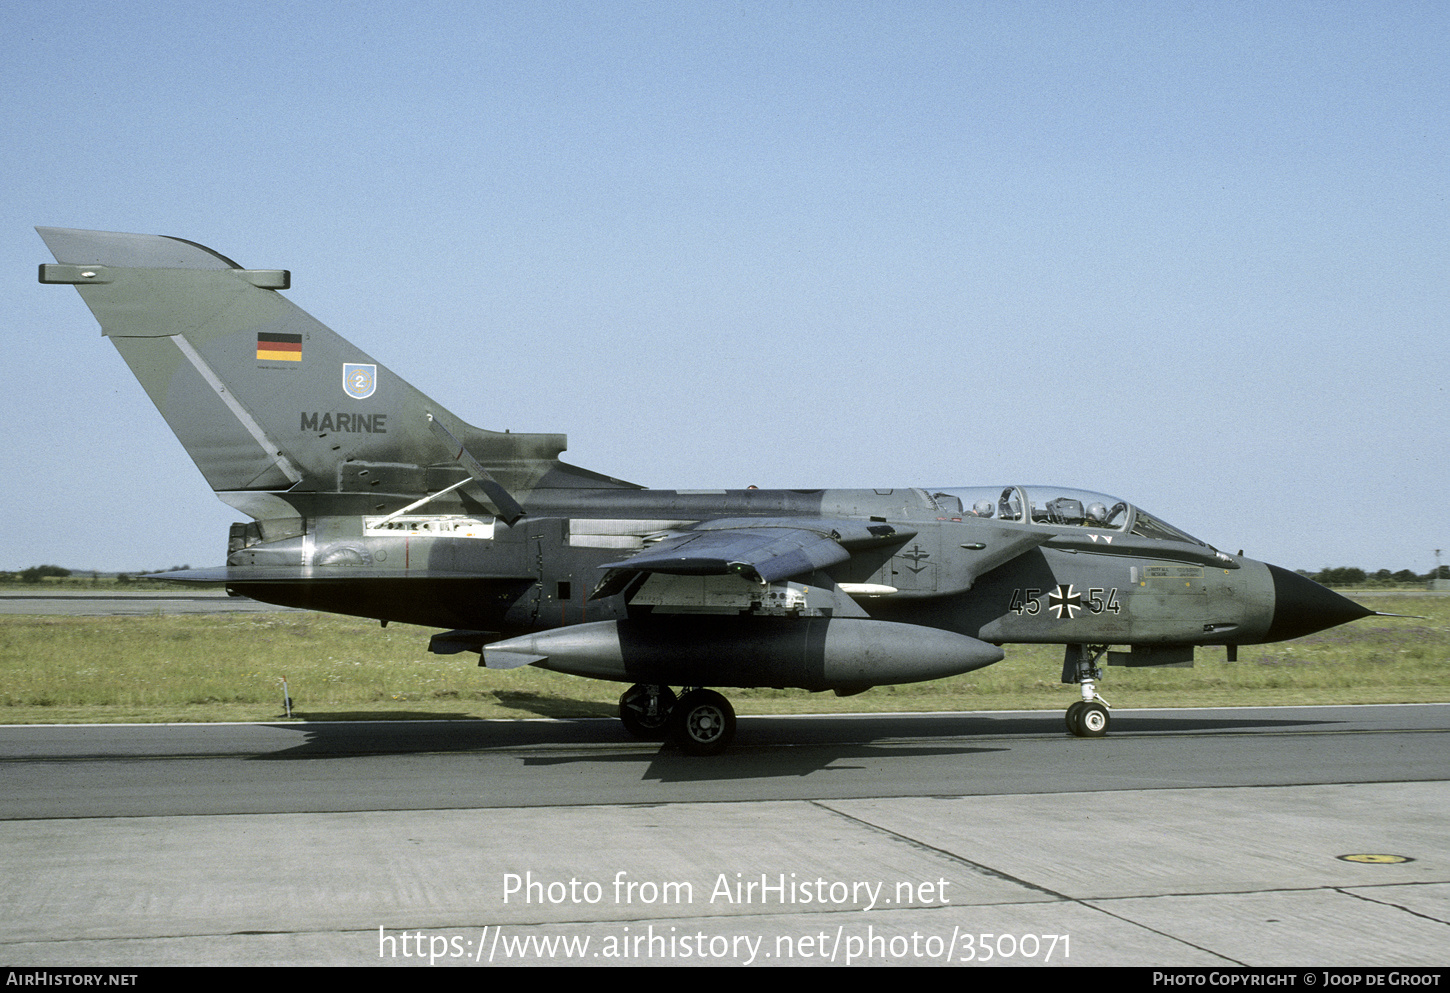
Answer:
[1263, 564, 1375, 642]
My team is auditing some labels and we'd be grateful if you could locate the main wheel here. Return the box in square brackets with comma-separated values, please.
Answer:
[671, 689, 736, 756]
[618, 684, 677, 740]
[1065, 701, 1087, 734]
[1077, 702, 1110, 737]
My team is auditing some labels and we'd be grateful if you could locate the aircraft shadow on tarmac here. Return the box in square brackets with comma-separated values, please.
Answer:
[525, 742, 1014, 784]
[250, 711, 1341, 774]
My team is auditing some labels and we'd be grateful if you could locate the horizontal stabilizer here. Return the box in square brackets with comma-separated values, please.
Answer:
[427, 414, 527, 524]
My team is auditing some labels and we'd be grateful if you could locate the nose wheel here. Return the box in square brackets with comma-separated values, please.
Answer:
[1063, 645, 1111, 737]
[1065, 699, 1110, 737]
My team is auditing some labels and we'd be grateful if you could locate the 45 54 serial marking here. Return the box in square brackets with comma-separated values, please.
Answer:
[1009, 585, 1121, 620]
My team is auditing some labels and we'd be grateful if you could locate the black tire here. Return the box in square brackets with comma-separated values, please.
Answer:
[1078, 702, 1110, 737]
[618, 684, 677, 740]
[671, 689, 736, 756]
[1065, 701, 1087, 734]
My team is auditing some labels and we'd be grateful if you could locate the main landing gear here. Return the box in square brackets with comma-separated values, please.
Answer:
[618, 683, 677, 740]
[1062, 644, 1111, 738]
[618, 683, 737, 755]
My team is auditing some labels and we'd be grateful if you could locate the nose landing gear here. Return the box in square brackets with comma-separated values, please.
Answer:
[1063, 645, 1111, 737]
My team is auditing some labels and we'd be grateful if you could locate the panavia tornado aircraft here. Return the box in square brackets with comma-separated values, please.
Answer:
[37, 227, 1377, 753]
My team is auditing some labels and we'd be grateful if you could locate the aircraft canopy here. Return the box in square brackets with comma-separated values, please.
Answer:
[928, 486, 1212, 548]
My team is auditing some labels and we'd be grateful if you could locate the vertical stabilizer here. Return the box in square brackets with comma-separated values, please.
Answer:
[38, 227, 620, 521]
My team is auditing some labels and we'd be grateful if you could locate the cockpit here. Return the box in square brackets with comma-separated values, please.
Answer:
[928, 485, 1213, 548]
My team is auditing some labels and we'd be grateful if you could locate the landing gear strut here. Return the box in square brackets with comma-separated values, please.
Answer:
[1063, 644, 1111, 737]
[618, 683, 677, 740]
[617, 683, 737, 755]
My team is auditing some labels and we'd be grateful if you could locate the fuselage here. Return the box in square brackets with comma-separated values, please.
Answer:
[223, 484, 1367, 660]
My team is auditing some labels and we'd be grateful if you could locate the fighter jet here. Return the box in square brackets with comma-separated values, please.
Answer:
[37, 227, 1377, 753]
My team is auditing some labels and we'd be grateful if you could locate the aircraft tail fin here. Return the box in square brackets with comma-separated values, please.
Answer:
[37, 227, 622, 521]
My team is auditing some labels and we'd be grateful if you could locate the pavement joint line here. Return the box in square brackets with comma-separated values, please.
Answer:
[1335, 886, 1450, 926]
[810, 798, 1070, 900]
[1078, 899, 1246, 966]
[812, 798, 1247, 964]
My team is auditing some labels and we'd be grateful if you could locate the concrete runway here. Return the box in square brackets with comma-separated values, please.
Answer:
[1, 704, 1447, 967]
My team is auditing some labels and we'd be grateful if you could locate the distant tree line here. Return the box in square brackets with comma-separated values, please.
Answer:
[0, 565, 72, 584]
[1297, 566, 1450, 586]
[0, 565, 190, 584]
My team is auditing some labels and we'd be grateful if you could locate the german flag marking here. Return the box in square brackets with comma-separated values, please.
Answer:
[257, 332, 302, 362]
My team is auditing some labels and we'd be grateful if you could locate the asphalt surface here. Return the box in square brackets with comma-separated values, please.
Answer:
[1, 704, 1446, 967]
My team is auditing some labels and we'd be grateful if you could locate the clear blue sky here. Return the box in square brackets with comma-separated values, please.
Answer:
[3, 1, 1446, 575]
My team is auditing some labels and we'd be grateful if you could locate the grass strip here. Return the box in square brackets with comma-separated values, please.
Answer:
[1, 593, 1444, 724]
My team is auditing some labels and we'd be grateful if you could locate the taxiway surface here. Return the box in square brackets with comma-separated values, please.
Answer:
[1, 705, 1446, 967]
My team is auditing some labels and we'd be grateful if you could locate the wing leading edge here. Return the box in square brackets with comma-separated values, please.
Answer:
[600, 517, 915, 585]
